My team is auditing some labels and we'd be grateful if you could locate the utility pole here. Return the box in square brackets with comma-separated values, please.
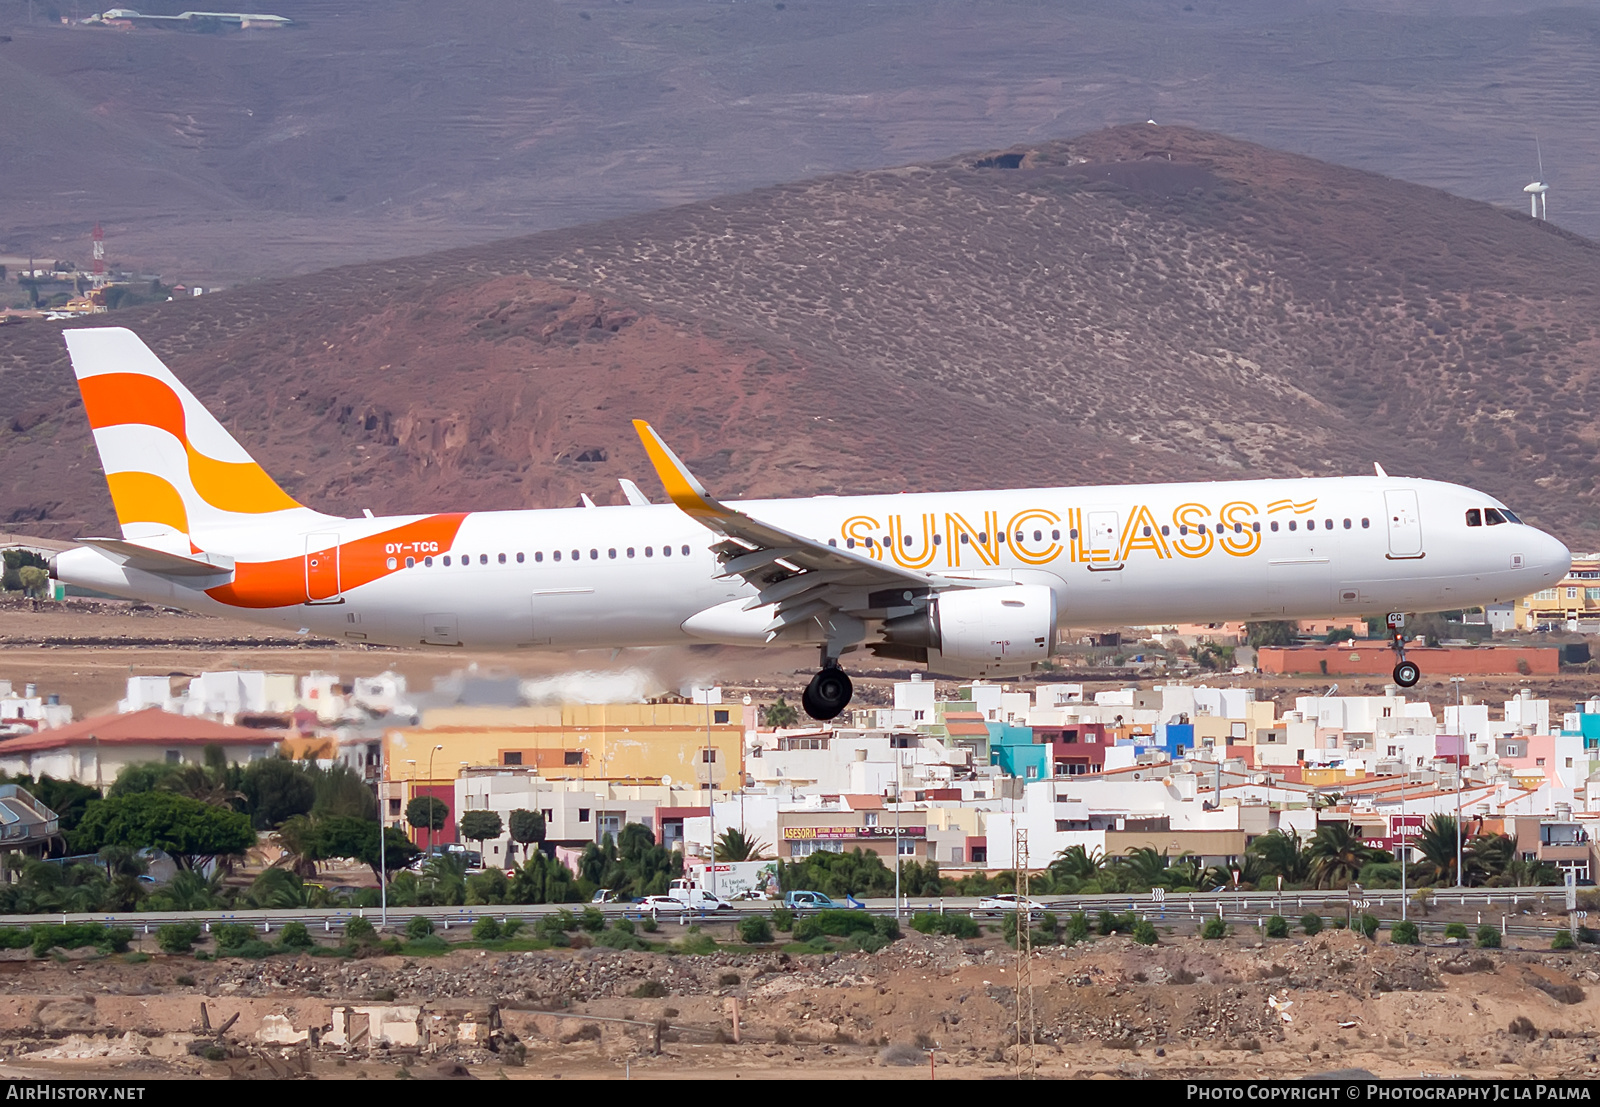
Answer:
[1452, 676, 1466, 888]
[1014, 828, 1035, 1080]
[891, 781, 901, 924]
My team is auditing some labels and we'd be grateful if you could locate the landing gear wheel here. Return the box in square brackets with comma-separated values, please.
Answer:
[1393, 661, 1421, 688]
[801, 667, 853, 721]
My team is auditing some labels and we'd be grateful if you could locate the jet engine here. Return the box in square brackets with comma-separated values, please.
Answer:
[878, 584, 1058, 677]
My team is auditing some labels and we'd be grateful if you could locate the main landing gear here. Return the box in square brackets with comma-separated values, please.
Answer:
[802, 664, 854, 721]
[1387, 611, 1421, 688]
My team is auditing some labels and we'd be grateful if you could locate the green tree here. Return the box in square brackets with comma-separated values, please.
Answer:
[406, 795, 448, 843]
[17, 566, 48, 598]
[459, 810, 503, 855]
[308, 762, 376, 820]
[508, 808, 545, 867]
[1, 549, 47, 592]
[1118, 846, 1174, 889]
[1411, 814, 1462, 886]
[3, 775, 98, 834]
[240, 758, 316, 829]
[1307, 822, 1375, 889]
[1245, 621, 1298, 648]
[715, 827, 770, 861]
[310, 815, 419, 882]
[71, 791, 255, 871]
[1049, 844, 1106, 884]
[1248, 829, 1310, 885]
[763, 697, 799, 728]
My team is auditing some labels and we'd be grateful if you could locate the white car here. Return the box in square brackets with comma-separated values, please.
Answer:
[636, 895, 688, 916]
[977, 894, 1049, 912]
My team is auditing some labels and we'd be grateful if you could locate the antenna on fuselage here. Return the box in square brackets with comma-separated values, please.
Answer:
[1374, 463, 1388, 478]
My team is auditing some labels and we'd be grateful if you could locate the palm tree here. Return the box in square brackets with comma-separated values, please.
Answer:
[1049, 844, 1106, 883]
[1468, 834, 1515, 886]
[1118, 846, 1173, 889]
[1411, 814, 1461, 886]
[714, 827, 770, 862]
[1248, 829, 1310, 884]
[272, 814, 321, 878]
[1307, 822, 1375, 888]
[164, 764, 244, 809]
[145, 869, 227, 912]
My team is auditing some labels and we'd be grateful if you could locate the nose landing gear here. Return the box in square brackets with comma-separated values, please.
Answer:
[801, 664, 854, 721]
[1387, 611, 1421, 688]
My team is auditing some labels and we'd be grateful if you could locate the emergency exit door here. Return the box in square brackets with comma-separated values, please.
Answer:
[305, 533, 342, 602]
[1384, 490, 1424, 559]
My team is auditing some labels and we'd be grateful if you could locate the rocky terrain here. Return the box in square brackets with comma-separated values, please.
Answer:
[5, 126, 1600, 544]
[5, 0, 1600, 282]
[1, 924, 1598, 1079]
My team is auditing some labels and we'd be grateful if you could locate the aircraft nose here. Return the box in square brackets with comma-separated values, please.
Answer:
[1532, 528, 1571, 582]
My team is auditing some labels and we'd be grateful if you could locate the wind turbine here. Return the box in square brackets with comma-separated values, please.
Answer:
[1524, 138, 1549, 220]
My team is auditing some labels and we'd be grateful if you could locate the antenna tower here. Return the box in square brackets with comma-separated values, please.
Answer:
[1013, 828, 1036, 1079]
[91, 224, 105, 280]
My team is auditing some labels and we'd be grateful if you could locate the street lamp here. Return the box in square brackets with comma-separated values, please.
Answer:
[426, 744, 444, 855]
[889, 781, 901, 923]
[1451, 676, 1467, 888]
[379, 740, 387, 929]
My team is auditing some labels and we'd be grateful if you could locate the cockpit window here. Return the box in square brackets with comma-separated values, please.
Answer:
[1501, 508, 1522, 524]
[1484, 508, 1507, 526]
[1466, 509, 1482, 527]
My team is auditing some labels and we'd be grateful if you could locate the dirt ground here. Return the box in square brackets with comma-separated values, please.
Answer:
[0, 921, 1595, 1081]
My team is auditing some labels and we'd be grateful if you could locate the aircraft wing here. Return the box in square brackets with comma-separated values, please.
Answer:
[633, 420, 997, 641]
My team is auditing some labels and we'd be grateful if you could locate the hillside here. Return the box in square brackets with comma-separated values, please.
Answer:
[5, 0, 1600, 282]
[3, 126, 1600, 544]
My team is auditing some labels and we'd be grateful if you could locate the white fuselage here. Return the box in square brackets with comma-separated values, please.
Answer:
[55, 475, 1571, 654]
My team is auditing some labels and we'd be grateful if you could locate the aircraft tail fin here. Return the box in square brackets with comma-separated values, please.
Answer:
[63, 327, 309, 543]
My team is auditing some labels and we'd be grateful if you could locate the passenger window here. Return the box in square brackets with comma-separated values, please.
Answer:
[608, 548, 617, 559]
[463, 557, 471, 568]
[1361, 518, 1370, 528]
[1270, 522, 1278, 532]
[1070, 529, 1079, 540]
[846, 539, 856, 549]
[425, 556, 434, 567]
[405, 557, 415, 568]
[1234, 523, 1243, 534]
[1051, 529, 1060, 541]
[645, 546, 653, 557]
[681, 545, 690, 556]
[590, 549, 599, 559]
[933, 534, 942, 545]
[516, 552, 524, 563]
[1466, 509, 1482, 526]
[1251, 522, 1260, 533]
[904, 535, 913, 547]
[1162, 526, 1170, 536]
[1288, 521, 1296, 532]
[1307, 520, 1316, 531]
[1343, 519, 1351, 530]
[627, 547, 635, 558]
[864, 537, 875, 548]
[959, 534, 969, 545]
[386, 557, 397, 570]
[571, 549, 580, 560]
[535, 552, 543, 562]
[978, 532, 988, 543]
[1324, 519, 1332, 530]
[1179, 525, 1188, 536]
[663, 546, 672, 557]
[828, 539, 837, 547]
[553, 551, 561, 561]
[443, 555, 452, 566]
[1142, 526, 1151, 537]
[1485, 508, 1507, 525]
[498, 553, 506, 564]
[1033, 530, 1042, 542]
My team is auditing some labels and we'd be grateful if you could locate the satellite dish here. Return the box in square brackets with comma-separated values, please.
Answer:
[742, 694, 753, 706]
[661, 774, 672, 786]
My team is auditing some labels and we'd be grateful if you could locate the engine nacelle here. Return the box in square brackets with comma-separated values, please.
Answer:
[883, 584, 1058, 677]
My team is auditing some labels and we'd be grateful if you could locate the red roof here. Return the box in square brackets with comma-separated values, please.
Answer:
[0, 707, 284, 755]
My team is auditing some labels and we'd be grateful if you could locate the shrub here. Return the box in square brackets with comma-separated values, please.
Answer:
[1300, 914, 1323, 936]
[673, 932, 719, 955]
[1264, 915, 1289, 939]
[1445, 922, 1469, 940]
[502, 918, 524, 938]
[630, 980, 668, 999]
[472, 917, 503, 941]
[871, 915, 900, 941]
[1201, 917, 1227, 940]
[345, 917, 377, 944]
[1066, 911, 1090, 943]
[791, 909, 875, 941]
[404, 916, 434, 940]
[175, 974, 196, 987]
[213, 923, 255, 953]
[1132, 920, 1158, 946]
[737, 916, 774, 944]
[595, 927, 649, 951]
[279, 922, 314, 950]
[406, 934, 449, 953]
[28, 924, 134, 957]
[640, 916, 658, 933]
[1391, 921, 1420, 946]
[1475, 925, 1501, 949]
[1356, 914, 1380, 940]
[611, 917, 634, 935]
[578, 906, 606, 933]
[1578, 925, 1597, 944]
[847, 932, 889, 954]
[769, 908, 795, 933]
[908, 912, 980, 939]
[1552, 931, 1576, 951]
[157, 922, 203, 954]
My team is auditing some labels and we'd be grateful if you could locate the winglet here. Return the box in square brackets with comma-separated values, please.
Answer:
[632, 420, 726, 519]
[618, 478, 652, 507]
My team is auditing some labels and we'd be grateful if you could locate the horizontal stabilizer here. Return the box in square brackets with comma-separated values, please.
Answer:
[76, 538, 236, 579]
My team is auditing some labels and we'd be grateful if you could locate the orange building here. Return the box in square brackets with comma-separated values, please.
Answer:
[1257, 645, 1558, 677]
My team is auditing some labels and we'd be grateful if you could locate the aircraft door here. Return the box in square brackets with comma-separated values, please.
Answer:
[1085, 511, 1121, 567]
[304, 533, 342, 603]
[1384, 490, 1424, 559]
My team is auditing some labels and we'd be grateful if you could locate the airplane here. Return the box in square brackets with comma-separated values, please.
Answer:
[50, 327, 1572, 720]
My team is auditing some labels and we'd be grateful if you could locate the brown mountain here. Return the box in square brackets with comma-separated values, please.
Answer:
[4, 125, 1600, 546]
